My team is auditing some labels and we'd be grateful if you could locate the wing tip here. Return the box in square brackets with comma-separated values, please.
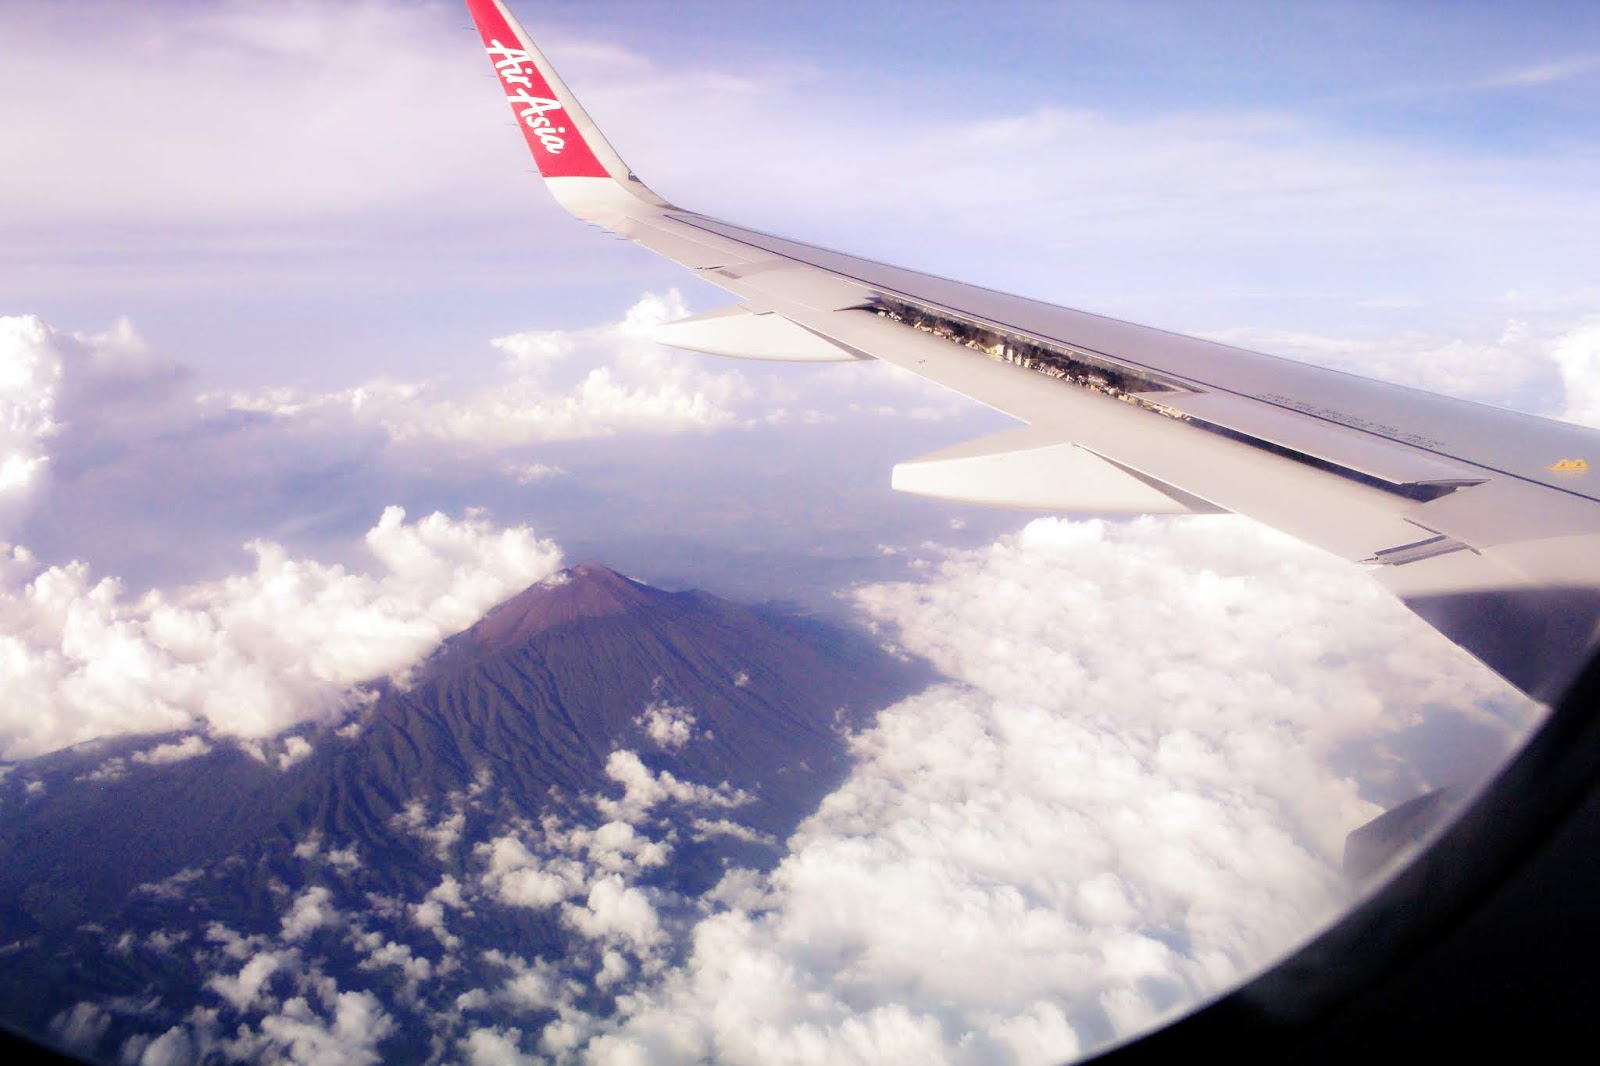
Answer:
[465, 0, 665, 209]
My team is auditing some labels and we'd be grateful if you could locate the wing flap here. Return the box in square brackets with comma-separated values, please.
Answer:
[892, 427, 1219, 514]
[654, 307, 868, 362]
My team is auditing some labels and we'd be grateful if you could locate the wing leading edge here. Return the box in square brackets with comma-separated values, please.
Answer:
[464, 0, 1600, 702]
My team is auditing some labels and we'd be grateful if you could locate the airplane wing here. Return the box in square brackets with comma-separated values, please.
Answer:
[464, 0, 1600, 703]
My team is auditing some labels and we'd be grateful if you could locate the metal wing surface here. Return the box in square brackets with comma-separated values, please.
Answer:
[465, 0, 1600, 702]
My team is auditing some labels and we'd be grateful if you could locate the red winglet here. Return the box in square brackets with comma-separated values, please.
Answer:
[465, 0, 611, 180]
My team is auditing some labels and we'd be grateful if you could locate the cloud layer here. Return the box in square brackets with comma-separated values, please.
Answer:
[209, 292, 752, 446]
[0, 506, 562, 758]
[1550, 319, 1600, 428]
[0, 317, 59, 499]
[39, 516, 1539, 1066]
[582, 515, 1535, 1064]
[0, 2, 509, 229]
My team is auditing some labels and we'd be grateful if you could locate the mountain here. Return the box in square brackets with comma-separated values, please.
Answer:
[0, 565, 933, 1063]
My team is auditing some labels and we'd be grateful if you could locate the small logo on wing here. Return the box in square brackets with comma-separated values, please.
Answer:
[486, 40, 568, 155]
[1547, 458, 1589, 473]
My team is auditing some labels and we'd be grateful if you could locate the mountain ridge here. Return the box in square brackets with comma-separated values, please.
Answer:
[0, 563, 935, 1061]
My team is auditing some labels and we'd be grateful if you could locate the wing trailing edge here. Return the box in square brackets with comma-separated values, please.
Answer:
[892, 427, 1220, 514]
[654, 307, 868, 363]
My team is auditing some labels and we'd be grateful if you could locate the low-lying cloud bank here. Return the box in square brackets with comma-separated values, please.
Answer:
[43, 515, 1539, 1066]
[0, 314, 183, 513]
[1550, 318, 1600, 429]
[207, 292, 755, 447]
[580, 515, 1534, 1064]
[0, 506, 562, 759]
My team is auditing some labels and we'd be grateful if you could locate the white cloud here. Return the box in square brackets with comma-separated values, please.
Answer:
[136, 867, 206, 903]
[47, 1002, 111, 1057]
[0, 316, 61, 501]
[486, 951, 566, 1013]
[277, 735, 313, 772]
[132, 735, 213, 766]
[1550, 318, 1600, 428]
[280, 886, 338, 943]
[211, 292, 752, 446]
[1201, 318, 1562, 413]
[252, 990, 395, 1066]
[207, 950, 290, 1013]
[582, 515, 1533, 1063]
[503, 461, 565, 485]
[357, 939, 432, 985]
[596, 750, 749, 825]
[292, 833, 360, 874]
[0, 314, 185, 523]
[393, 772, 493, 862]
[690, 819, 775, 846]
[1485, 54, 1600, 87]
[480, 835, 587, 911]
[562, 875, 665, 953]
[412, 875, 469, 951]
[637, 700, 697, 751]
[136, 1025, 196, 1066]
[580, 820, 671, 876]
[0, 506, 563, 758]
[461, 1026, 541, 1066]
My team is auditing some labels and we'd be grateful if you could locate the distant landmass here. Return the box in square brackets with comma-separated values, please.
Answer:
[0, 565, 932, 1063]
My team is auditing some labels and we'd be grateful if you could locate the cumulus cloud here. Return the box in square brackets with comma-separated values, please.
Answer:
[1204, 312, 1600, 439]
[210, 292, 752, 447]
[1202, 318, 1564, 414]
[0, 316, 60, 500]
[136, 1025, 196, 1066]
[135, 867, 206, 903]
[281, 887, 339, 943]
[5, 304, 944, 609]
[250, 989, 395, 1066]
[0, 506, 563, 758]
[479, 815, 673, 920]
[0, 312, 182, 521]
[636, 700, 697, 751]
[0, 314, 187, 518]
[413, 876, 470, 951]
[461, 1026, 541, 1066]
[208, 951, 290, 1013]
[47, 1002, 111, 1058]
[595, 750, 749, 825]
[1550, 318, 1600, 427]
[480, 836, 586, 912]
[580, 515, 1534, 1063]
[62, 507, 1534, 1065]
[292, 833, 361, 874]
[690, 818, 775, 846]
[277, 736, 314, 771]
[394, 770, 494, 863]
[132, 736, 213, 766]
[563, 876, 665, 953]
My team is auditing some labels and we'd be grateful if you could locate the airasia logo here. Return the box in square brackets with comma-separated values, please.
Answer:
[486, 39, 568, 155]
